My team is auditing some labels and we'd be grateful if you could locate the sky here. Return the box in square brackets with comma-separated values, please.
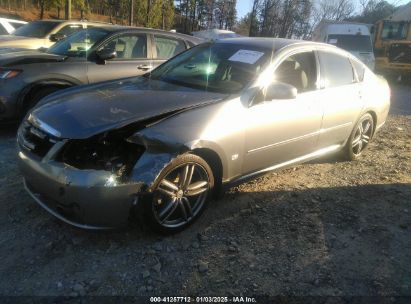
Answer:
[235, 0, 411, 19]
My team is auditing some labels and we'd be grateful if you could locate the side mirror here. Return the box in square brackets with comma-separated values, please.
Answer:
[96, 49, 117, 61]
[265, 82, 297, 100]
[50, 33, 66, 42]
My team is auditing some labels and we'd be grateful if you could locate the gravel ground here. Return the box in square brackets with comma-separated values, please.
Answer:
[0, 85, 410, 299]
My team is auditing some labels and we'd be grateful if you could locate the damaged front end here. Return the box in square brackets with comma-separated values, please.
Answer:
[58, 131, 145, 183]
[17, 119, 179, 229]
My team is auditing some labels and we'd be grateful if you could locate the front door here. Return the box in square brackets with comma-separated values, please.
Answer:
[87, 32, 152, 83]
[243, 51, 323, 174]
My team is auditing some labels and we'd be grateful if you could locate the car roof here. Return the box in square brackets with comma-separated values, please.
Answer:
[214, 37, 333, 52]
[32, 19, 112, 26]
[0, 17, 27, 23]
[88, 25, 203, 43]
[32, 19, 66, 23]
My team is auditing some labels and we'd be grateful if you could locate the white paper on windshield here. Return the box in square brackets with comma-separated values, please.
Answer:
[328, 39, 338, 44]
[228, 50, 264, 64]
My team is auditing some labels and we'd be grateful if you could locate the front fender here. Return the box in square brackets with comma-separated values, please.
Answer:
[129, 151, 177, 190]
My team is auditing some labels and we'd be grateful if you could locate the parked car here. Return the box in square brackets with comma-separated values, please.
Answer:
[0, 19, 108, 50]
[192, 28, 241, 40]
[0, 26, 202, 122]
[17, 38, 390, 233]
[0, 17, 27, 35]
[312, 20, 375, 70]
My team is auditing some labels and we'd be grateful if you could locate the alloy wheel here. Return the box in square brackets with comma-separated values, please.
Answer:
[352, 117, 373, 156]
[152, 162, 210, 228]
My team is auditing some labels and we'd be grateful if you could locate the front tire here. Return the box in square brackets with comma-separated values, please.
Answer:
[23, 86, 61, 115]
[342, 113, 374, 160]
[143, 154, 214, 234]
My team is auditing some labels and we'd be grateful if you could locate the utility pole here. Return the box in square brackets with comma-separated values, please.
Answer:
[65, 0, 72, 20]
[129, 0, 134, 26]
[162, 0, 165, 30]
[146, 0, 151, 27]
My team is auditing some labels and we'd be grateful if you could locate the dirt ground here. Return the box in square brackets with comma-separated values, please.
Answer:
[0, 84, 410, 300]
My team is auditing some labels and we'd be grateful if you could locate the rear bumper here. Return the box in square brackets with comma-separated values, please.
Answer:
[18, 148, 146, 229]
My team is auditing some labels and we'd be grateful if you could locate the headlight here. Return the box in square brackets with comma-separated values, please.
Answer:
[0, 68, 21, 79]
[58, 132, 145, 180]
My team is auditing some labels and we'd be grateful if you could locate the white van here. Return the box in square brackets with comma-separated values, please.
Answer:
[312, 20, 375, 70]
[0, 17, 27, 35]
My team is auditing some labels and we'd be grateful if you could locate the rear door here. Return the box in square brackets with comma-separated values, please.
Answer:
[149, 34, 189, 70]
[86, 32, 151, 83]
[316, 50, 363, 148]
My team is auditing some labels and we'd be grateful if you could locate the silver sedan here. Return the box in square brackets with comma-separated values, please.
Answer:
[17, 38, 390, 233]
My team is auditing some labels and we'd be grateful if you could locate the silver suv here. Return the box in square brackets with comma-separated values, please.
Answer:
[0, 19, 108, 49]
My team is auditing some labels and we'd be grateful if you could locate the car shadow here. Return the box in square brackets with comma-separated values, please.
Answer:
[3, 181, 409, 295]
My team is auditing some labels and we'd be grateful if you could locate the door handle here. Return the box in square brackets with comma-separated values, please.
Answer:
[137, 64, 153, 70]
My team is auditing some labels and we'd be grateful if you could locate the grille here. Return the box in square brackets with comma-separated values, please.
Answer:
[388, 43, 411, 64]
[18, 121, 57, 158]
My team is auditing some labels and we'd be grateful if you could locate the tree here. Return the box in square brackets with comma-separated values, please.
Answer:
[350, 0, 395, 24]
[314, 0, 354, 21]
[234, 12, 251, 36]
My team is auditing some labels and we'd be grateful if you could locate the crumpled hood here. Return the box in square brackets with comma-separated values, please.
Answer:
[30, 77, 228, 139]
[0, 48, 66, 66]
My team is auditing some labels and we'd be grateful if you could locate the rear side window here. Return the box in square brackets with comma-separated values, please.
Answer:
[351, 59, 365, 82]
[10, 22, 25, 30]
[154, 35, 186, 59]
[0, 24, 8, 35]
[319, 51, 354, 88]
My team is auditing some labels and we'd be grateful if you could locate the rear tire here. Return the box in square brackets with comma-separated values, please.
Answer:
[342, 113, 374, 161]
[143, 153, 214, 234]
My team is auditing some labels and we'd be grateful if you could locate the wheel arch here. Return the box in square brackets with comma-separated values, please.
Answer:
[18, 79, 77, 110]
[191, 148, 223, 195]
[364, 110, 378, 138]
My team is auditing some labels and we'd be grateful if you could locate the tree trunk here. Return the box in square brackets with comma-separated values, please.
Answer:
[146, 0, 151, 27]
[65, 0, 72, 20]
[40, 1, 44, 19]
[249, 0, 259, 37]
[130, 0, 134, 26]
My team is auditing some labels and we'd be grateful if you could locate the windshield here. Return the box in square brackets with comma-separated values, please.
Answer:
[381, 21, 409, 40]
[48, 28, 108, 57]
[13, 21, 60, 38]
[328, 34, 373, 52]
[148, 43, 271, 93]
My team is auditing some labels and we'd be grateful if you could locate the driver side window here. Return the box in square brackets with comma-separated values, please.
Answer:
[99, 33, 147, 60]
[274, 51, 317, 93]
[56, 24, 83, 37]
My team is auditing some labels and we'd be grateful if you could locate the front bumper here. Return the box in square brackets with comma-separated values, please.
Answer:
[375, 57, 411, 75]
[0, 77, 24, 121]
[0, 94, 19, 121]
[18, 148, 145, 229]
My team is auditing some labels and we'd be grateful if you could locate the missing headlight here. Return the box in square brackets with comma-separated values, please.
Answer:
[58, 132, 145, 180]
